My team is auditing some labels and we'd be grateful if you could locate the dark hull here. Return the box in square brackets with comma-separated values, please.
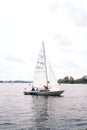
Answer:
[24, 90, 64, 96]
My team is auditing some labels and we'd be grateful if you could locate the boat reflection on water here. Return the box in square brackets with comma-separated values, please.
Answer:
[30, 96, 49, 130]
[29, 95, 63, 130]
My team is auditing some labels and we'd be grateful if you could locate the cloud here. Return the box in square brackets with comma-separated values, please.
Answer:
[67, 2, 87, 27]
[4, 54, 25, 64]
[50, 0, 68, 11]
[50, 0, 87, 27]
[53, 33, 72, 47]
[82, 50, 87, 56]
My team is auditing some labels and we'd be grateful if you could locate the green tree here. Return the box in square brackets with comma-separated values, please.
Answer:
[69, 76, 74, 83]
[63, 76, 69, 83]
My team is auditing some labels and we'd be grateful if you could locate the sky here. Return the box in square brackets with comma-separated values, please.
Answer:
[0, 0, 87, 80]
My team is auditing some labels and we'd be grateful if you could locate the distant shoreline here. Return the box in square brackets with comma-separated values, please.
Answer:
[0, 80, 32, 83]
[0, 75, 87, 84]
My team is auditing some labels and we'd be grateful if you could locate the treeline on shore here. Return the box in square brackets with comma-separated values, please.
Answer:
[58, 75, 87, 84]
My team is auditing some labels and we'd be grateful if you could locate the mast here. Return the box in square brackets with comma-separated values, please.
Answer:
[42, 41, 48, 87]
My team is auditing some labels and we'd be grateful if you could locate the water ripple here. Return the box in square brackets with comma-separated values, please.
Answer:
[0, 84, 87, 130]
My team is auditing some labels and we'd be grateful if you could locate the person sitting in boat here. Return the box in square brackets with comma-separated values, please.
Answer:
[44, 85, 48, 90]
[36, 88, 38, 91]
[32, 87, 35, 91]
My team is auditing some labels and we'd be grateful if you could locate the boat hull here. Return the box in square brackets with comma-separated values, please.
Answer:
[24, 90, 64, 96]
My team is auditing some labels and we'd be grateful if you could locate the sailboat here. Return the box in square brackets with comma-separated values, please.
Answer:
[24, 42, 64, 96]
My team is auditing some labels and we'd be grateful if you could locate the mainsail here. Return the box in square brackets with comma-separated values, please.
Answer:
[33, 42, 48, 89]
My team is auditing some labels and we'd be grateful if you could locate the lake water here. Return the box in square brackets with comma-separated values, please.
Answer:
[0, 83, 87, 130]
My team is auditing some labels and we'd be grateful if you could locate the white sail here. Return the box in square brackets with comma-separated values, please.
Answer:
[48, 63, 60, 91]
[33, 43, 47, 89]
